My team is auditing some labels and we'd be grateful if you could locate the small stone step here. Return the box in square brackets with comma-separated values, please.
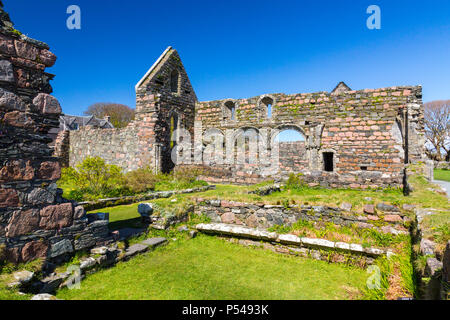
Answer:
[140, 237, 167, 248]
[124, 243, 149, 258]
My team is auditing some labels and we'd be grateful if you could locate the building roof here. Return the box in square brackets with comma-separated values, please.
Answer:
[59, 114, 114, 131]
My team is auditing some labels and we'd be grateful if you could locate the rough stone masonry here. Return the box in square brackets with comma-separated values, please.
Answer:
[0, 4, 109, 264]
[66, 46, 427, 189]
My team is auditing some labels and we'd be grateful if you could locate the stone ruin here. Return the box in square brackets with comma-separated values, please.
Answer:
[0, 5, 109, 263]
[64, 46, 427, 189]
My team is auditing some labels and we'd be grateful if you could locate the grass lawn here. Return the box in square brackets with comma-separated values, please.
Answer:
[434, 169, 450, 182]
[56, 235, 368, 300]
[196, 175, 450, 212]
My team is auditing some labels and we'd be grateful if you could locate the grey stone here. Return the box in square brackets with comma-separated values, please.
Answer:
[39, 273, 68, 293]
[31, 294, 60, 300]
[426, 258, 443, 277]
[79, 257, 96, 271]
[27, 188, 55, 205]
[137, 203, 153, 217]
[0, 60, 14, 82]
[340, 202, 352, 211]
[420, 239, 436, 256]
[48, 239, 73, 258]
[90, 246, 108, 255]
[177, 225, 189, 232]
[376, 203, 400, 212]
[124, 243, 149, 258]
[189, 230, 198, 238]
[140, 237, 167, 248]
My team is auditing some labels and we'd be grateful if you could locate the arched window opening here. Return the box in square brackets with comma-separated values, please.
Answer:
[261, 97, 274, 119]
[224, 101, 236, 121]
[170, 69, 179, 93]
[274, 129, 305, 142]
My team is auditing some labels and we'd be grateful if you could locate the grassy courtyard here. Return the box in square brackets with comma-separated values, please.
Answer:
[434, 169, 450, 182]
[56, 234, 368, 300]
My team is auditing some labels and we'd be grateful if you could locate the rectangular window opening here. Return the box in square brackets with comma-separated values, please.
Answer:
[323, 152, 334, 172]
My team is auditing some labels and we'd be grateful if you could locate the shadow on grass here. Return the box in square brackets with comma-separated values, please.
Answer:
[109, 217, 145, 231]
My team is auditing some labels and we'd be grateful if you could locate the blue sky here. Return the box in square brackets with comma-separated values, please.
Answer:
[4, 0, 450, 118]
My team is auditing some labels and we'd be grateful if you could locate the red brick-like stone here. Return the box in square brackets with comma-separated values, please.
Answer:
[363, 204, 375, 215]
[384, 214, 402, 223]
[39, 49, 57, 67]
[2, 111, 35, 128]
[0, 160, 34, 182]
[38, 161, 61, 180]
[6, 209, 40, 238]
[221, 211, 235, 224]
[14, 40, 39, 60]
[39, 203, 73, 230]
[0, 34, 15, 55]
[32, 93, 61, 114]
[21, 240, 48, 262]
[0, 188, 19, 208]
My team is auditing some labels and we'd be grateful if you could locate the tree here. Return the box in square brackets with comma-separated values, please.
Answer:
[84, 103, 135, 128]
[424, 100, 450, 161]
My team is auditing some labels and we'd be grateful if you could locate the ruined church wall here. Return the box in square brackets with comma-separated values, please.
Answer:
[193, 86, 424, 188]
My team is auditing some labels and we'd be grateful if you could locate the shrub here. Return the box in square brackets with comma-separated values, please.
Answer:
[285, 173, 307, 190]
[60, 157, 127, 201]
[124, 166, 158, 193]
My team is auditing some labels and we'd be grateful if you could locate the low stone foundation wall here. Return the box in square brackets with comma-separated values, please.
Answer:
[194, 199, 410, 234]
[79, 185, 216, 212]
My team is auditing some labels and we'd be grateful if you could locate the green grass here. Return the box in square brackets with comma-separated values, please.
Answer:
[56, 235, 368, 300]
[434, 169, 450, 182]
[196, 175, 449, 212]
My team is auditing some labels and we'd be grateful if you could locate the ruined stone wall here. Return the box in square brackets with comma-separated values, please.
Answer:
[193, 86, 425, 188]
[69, 47, 197, 173]
[0, 6, 108, 263]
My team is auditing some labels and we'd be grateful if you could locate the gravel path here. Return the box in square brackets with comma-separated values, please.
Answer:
[433, 180, 450, 198]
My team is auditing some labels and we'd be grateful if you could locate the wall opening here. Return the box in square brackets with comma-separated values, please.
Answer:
[170, 69, 179, 93]
[261, 96, 274, 119]
[323, 152, 334, 172]
[224, 101, 236, 121]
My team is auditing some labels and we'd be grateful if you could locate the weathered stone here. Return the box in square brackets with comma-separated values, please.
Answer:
[340, 202, 352, 211]
[376, 203, 400, 212]
[425, 258, 443, 277]
[39, 49, 57, 67]
[278, 234, 301, 245]
[21, 240, 48, 262]
[189, 230, 197, 238]
[11, 270, 34, 286]
[31, 294, 60, 300]
[140, 237, 167, 248]
[0, 160, 34, 182]
[6, 209, 39, 238]
[27, 188, 55, 205]
[420, 238, 436, 256]
[0, 60, 14, 82]
[73, 205, 85, 220]
[14, 40, 39, 60]
[0, 188, 19, 208]
[0, 88, 25, 111]
[221, 211, 235, 224]
[384, 214, 402, 223]
[79, 257, 96, 271]
[48, 239, 73, 258]
[90, 246, 108, 255]
[137, 203, 153, 217]
[39, 203, 73, 230]
[32, 93, 62, 114]
[363, 204, 375, 215]
[402, 204, 416, 212]
[177, 225, 189, 232]
[124, 243, 149, 258]
[37, 161, 61, 180]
